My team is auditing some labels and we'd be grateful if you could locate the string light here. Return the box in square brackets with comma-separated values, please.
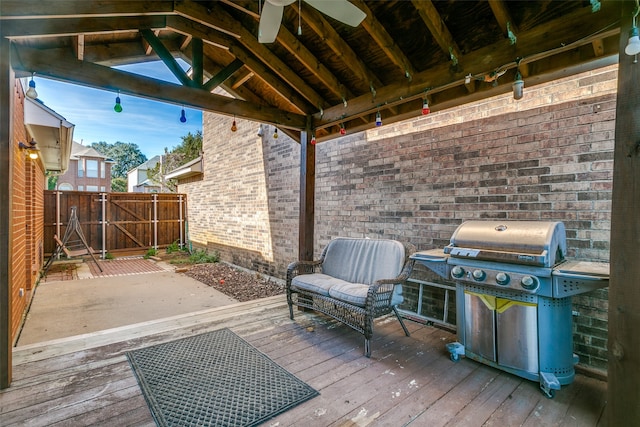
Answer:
[375, 110, 382, 127]
[273, 128, 278, 139]
[231, 116, 237, 132]
[340, 123, 346, 135]
[311, 133, 316, 145]
[26, 73, 38, 99]
[422, 98, 430, 115]
[113, 91, 123, 113]
[180, 108, 187, 123]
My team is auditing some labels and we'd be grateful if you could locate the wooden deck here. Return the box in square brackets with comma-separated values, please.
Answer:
[1, 295, 607, 426]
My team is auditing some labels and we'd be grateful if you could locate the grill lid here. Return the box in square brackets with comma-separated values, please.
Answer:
[444, 220, 567, 267]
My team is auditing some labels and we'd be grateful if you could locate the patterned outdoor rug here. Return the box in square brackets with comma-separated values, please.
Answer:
[126, 328, 318, 427]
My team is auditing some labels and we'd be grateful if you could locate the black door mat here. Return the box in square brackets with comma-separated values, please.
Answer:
[126, 328, 319, 426]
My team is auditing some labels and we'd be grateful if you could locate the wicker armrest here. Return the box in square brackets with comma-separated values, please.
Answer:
[286, 259, 323, 289]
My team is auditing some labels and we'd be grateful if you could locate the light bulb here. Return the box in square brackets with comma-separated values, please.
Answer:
[311, 135, 316, 145]
[26, 76, 38, 99]
[422, 99, 430, 115]
[231, 119, 237, 132]
[180, 109, 187, 123]
[375, 111, 382, 127]
[513, 71, 524, 100]
[114, 96, 123, 113]
[340, 124, 346, 135]
[273, 128, 278, 139]
[626, 27, 640, 56]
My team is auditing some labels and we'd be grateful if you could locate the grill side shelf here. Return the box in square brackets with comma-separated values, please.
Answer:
[552, 268, 610, 298]
[411, 249, 450, 280]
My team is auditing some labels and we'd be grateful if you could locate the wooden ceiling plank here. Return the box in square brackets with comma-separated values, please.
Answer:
[1, 16, 167, 38]
[175, 0, 326, 109]
[140, 28, 193, 87]
[203, 58, 244, 92]
[0, 0, 174, 19]
[351, 0, 417, 80]
[411, 0, 462, 61]
[298, 2, 382, 94]
[12, 45, 306, 129]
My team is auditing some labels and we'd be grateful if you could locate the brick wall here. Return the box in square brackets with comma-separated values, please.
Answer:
[10, 80, 48, 344]
[180, 116, 300, 276]
[188, 64, 616, 373]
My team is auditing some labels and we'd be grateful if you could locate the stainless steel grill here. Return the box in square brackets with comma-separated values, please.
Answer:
[411, 220, 609, 398]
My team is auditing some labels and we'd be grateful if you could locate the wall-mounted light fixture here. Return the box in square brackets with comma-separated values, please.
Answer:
[19, 139, 40, 160]
[26, 73, 38, 99]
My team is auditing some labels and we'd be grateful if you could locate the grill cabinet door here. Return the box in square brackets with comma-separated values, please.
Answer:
[463, 292, 496, 362]
[496, 299, 539, 375]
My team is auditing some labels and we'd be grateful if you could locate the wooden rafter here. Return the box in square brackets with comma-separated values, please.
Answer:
[297, 1, 383, 95]
[488, 0, 519, 36]
[411, 0, 462, 64]
[166, 16, 311, 114]
[313, 5, 620, 130]
[351, 0, 417, 81]
[174, 0, 326, 110]
[140, 29, 193, 87]
[203, 58, 244, 92]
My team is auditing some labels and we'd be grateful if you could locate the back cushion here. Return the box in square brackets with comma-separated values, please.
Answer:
[322, 238, 405, 285]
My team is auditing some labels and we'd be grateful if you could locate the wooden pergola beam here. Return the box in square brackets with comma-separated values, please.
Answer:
[140, 28, 193, 87]
[11, 45, 307, 129]
[411, 0, 462, 63]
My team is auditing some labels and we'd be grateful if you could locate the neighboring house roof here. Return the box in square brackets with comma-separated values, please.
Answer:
[128, 155, 161, 174]
[165, 156, 203, 180]
[70, 141, 112, 160]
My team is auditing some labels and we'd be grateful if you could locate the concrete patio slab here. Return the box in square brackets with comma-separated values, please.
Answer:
[17, 260, 238, 346]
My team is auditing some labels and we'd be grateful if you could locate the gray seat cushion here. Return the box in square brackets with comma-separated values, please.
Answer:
[322, 238, 405, 285]
[291, 273, 347, 296]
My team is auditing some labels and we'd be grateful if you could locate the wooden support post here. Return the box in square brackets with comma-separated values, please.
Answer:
[608, 1, 640, 424]
[0, 36, 14, 389]
[299, 118, 315, 261]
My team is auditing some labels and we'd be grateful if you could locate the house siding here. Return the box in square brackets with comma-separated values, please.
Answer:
[183, 64, 617, 374]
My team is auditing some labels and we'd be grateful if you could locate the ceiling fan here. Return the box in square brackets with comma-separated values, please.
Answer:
[258, 0, 366, 43]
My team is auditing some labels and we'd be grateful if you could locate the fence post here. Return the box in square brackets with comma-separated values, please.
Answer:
[100, 192, 107, 259]
[179, 194, 184, 249]
[153, 193, 158, 250]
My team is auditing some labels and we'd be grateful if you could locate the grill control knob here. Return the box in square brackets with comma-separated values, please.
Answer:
[451, 266, 465, 279]
[520, 275, 539, 291]
[495, 272, 510, 286]
[472, 269, 486, 281]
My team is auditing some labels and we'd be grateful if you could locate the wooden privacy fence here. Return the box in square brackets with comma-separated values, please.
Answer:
[44, 191, 188, 258]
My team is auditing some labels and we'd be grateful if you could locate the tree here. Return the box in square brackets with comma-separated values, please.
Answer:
[90, 141, 147, 179]
[111, 177, 127, 192]
[146, 131, 203, 192]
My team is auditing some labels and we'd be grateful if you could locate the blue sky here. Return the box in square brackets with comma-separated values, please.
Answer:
[30, 60, 203, 159]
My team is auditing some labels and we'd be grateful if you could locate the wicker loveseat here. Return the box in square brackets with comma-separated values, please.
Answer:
[286, 237, 416, 357]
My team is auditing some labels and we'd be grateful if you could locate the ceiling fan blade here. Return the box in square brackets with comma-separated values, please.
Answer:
[305, 0, 366, 27]
[258, 2, 285, 43]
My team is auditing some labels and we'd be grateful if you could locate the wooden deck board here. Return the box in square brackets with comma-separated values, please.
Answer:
[0, 297, 607, 426]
